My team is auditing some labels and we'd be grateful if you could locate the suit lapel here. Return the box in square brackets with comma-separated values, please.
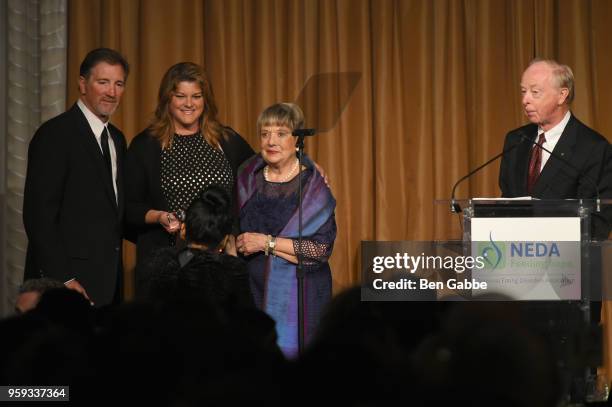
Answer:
[533, 115, 578, 196]
[70, 104, 119, 213]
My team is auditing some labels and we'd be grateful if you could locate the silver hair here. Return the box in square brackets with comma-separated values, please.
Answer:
[528, 58, 574, 104]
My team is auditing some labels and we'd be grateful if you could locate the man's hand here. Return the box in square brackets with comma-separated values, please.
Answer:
[65, 279, 94, 305]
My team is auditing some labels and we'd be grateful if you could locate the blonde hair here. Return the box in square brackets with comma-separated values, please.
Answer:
[149, 62, 224, 148]
[529, 58, 575, 104]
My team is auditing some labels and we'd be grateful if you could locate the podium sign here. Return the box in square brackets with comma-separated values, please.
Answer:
[470, 217, 581, 300]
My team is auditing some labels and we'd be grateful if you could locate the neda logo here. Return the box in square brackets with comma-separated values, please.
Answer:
[477, 232, 506, 270]
[510, 242, 560, 257]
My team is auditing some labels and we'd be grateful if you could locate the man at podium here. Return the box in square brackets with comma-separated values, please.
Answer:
[498, 59, 612, 240]
[498, 59, 612, 401]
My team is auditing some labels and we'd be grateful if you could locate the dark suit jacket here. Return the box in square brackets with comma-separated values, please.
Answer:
[125, 128, 254, 284]
[499, 114, 612, 239]
[23, 103, 126, 306]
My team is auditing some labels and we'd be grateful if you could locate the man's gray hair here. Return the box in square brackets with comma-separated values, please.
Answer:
[529, 58, 575, 104]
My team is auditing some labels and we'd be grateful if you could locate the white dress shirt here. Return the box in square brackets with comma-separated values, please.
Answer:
[77, 99, 118, 201]
[538, 110, 571, 171]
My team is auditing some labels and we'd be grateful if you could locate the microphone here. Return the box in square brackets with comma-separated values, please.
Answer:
[519, 132, 601, 212]
[450, 137, 525, 213]
[292, 128, 317, 137]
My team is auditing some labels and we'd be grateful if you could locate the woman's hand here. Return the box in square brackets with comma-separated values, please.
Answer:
[313, 161, 330, 188]
[145, 209, 181, 234]
[236, 232, 267, 256]
[224, 234, 238, 257]
[158, 211, 181, 234]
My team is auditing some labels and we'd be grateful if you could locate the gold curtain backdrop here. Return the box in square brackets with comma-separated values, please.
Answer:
[67, 0, 612, 373]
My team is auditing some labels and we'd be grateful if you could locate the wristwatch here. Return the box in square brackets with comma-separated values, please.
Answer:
[265, 235, 276, 256]
[269, 236, 276, 256]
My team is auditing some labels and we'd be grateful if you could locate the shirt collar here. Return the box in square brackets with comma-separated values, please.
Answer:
[77, 99, 108, 139]
[538, 110, 571, 143]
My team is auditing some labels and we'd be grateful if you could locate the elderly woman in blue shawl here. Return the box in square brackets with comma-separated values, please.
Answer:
[236, 103, 336, 358]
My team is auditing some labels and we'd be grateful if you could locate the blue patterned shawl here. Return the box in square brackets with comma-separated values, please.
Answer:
[237, 154, 336, 357]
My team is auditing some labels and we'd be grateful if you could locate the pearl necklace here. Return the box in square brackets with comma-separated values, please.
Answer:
[264, 159, 299, 183]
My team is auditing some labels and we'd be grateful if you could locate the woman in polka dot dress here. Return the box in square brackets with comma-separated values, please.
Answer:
[126, 62, 254, 291]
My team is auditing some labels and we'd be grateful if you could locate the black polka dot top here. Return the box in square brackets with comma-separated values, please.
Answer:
[160, 133, 233, 214]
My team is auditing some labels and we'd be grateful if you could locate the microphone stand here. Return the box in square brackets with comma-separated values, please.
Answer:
[295, 133, 306, 355]
[450, 139, 524, 213]
[293, 128, 315, 355]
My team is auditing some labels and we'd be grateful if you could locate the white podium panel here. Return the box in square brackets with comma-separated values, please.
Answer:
[470, 217, 581, 300]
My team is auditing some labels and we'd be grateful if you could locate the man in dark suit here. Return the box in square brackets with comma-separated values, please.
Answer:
[499, 59, 612, 401]
[23, 48, 129, 306]
[499, 59, 612, 240]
